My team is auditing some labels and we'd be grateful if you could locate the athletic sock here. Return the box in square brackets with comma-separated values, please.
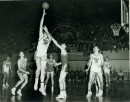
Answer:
[40, 82, 44, 89]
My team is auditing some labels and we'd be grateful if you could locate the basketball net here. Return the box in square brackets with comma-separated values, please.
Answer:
[110, 23, 121, 36]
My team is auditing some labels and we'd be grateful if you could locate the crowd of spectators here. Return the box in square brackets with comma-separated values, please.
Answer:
[0, 22, 128, 54]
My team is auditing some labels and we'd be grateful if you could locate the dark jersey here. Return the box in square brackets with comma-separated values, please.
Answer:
[46, 59, 55, 72]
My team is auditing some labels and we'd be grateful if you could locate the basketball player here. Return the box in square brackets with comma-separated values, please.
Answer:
[103, 57, 112, 87]
[2, 56, 12, 87]
[41, 25, 68, 98]
[86, 46, 104, 97]
[85, 59, 99, 94]
[51, 37, 68, 99]
[44, 54, 61, 93]
[11, 52, 29, 96]
[34, 9, 51, 96]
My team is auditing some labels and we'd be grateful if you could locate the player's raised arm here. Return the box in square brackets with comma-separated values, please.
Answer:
[39, 9, 46, 38]
[43, 26, 52, 41]
[51, 37, 63, 50]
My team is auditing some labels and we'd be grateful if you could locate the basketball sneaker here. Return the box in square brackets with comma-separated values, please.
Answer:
[6, 83, 9, 87]
[3, 84, 6, 88]
[96, 89, 103, 97]
[11, 87, 16, 95]
[39, 87, 46, 96]
[86, 91, 92, 97]
[17, 89, 22, 96]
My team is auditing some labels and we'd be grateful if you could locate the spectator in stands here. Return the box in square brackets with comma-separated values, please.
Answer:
[79, 70, 84, 82]
[75, 70, 79, 82]
[84, 59, 90, 82]
[66, 70, 71, 82]
[118, 69, 124, 80]
[70, 70, 76, 82]
[111, 69, 118, 81]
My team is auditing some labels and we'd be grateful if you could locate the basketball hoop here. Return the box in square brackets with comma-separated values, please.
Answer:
[110, 23, 121, 36]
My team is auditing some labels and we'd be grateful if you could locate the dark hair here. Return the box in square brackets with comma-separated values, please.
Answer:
[7, 56, 10, 58]
[104, 56, 109, 61]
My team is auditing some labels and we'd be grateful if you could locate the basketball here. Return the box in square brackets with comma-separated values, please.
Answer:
[42, 2, 49, 10]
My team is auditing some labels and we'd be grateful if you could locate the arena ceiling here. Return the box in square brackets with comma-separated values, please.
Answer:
[0, 0, 121, 28]
[0, 0, 125, 39]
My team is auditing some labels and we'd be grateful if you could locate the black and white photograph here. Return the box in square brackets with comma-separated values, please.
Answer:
[0, 0, 129, 102]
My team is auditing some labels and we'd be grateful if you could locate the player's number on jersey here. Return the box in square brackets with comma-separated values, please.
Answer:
[93, 58, 99, 63]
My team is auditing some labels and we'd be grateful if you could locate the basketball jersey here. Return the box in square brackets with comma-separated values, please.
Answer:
[18, 58, 27, 72]
[46, 59, 55, 72]
[61, 54, 68, 72]
[91, 53, 102, 72]
[36, 33, 50, 55]
[3, 61, 10, 73]
[103, 61, 111, 69]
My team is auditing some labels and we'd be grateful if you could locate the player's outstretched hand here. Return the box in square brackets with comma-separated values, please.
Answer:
[43, 9, 46, 15]
[43, 26, 48, 32]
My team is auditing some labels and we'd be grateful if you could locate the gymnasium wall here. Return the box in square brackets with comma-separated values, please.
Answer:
[50, 51, 129, 72]
[0, 50, 129, 76]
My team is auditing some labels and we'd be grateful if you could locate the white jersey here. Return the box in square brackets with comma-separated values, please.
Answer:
[19, 58, 27, 69]
[3, 61, 11, 73]
[18, 58, 27, 73]
[37, 39, 50, 53]
[36, 34, 50, 57]
[90, 53, 102, 72]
